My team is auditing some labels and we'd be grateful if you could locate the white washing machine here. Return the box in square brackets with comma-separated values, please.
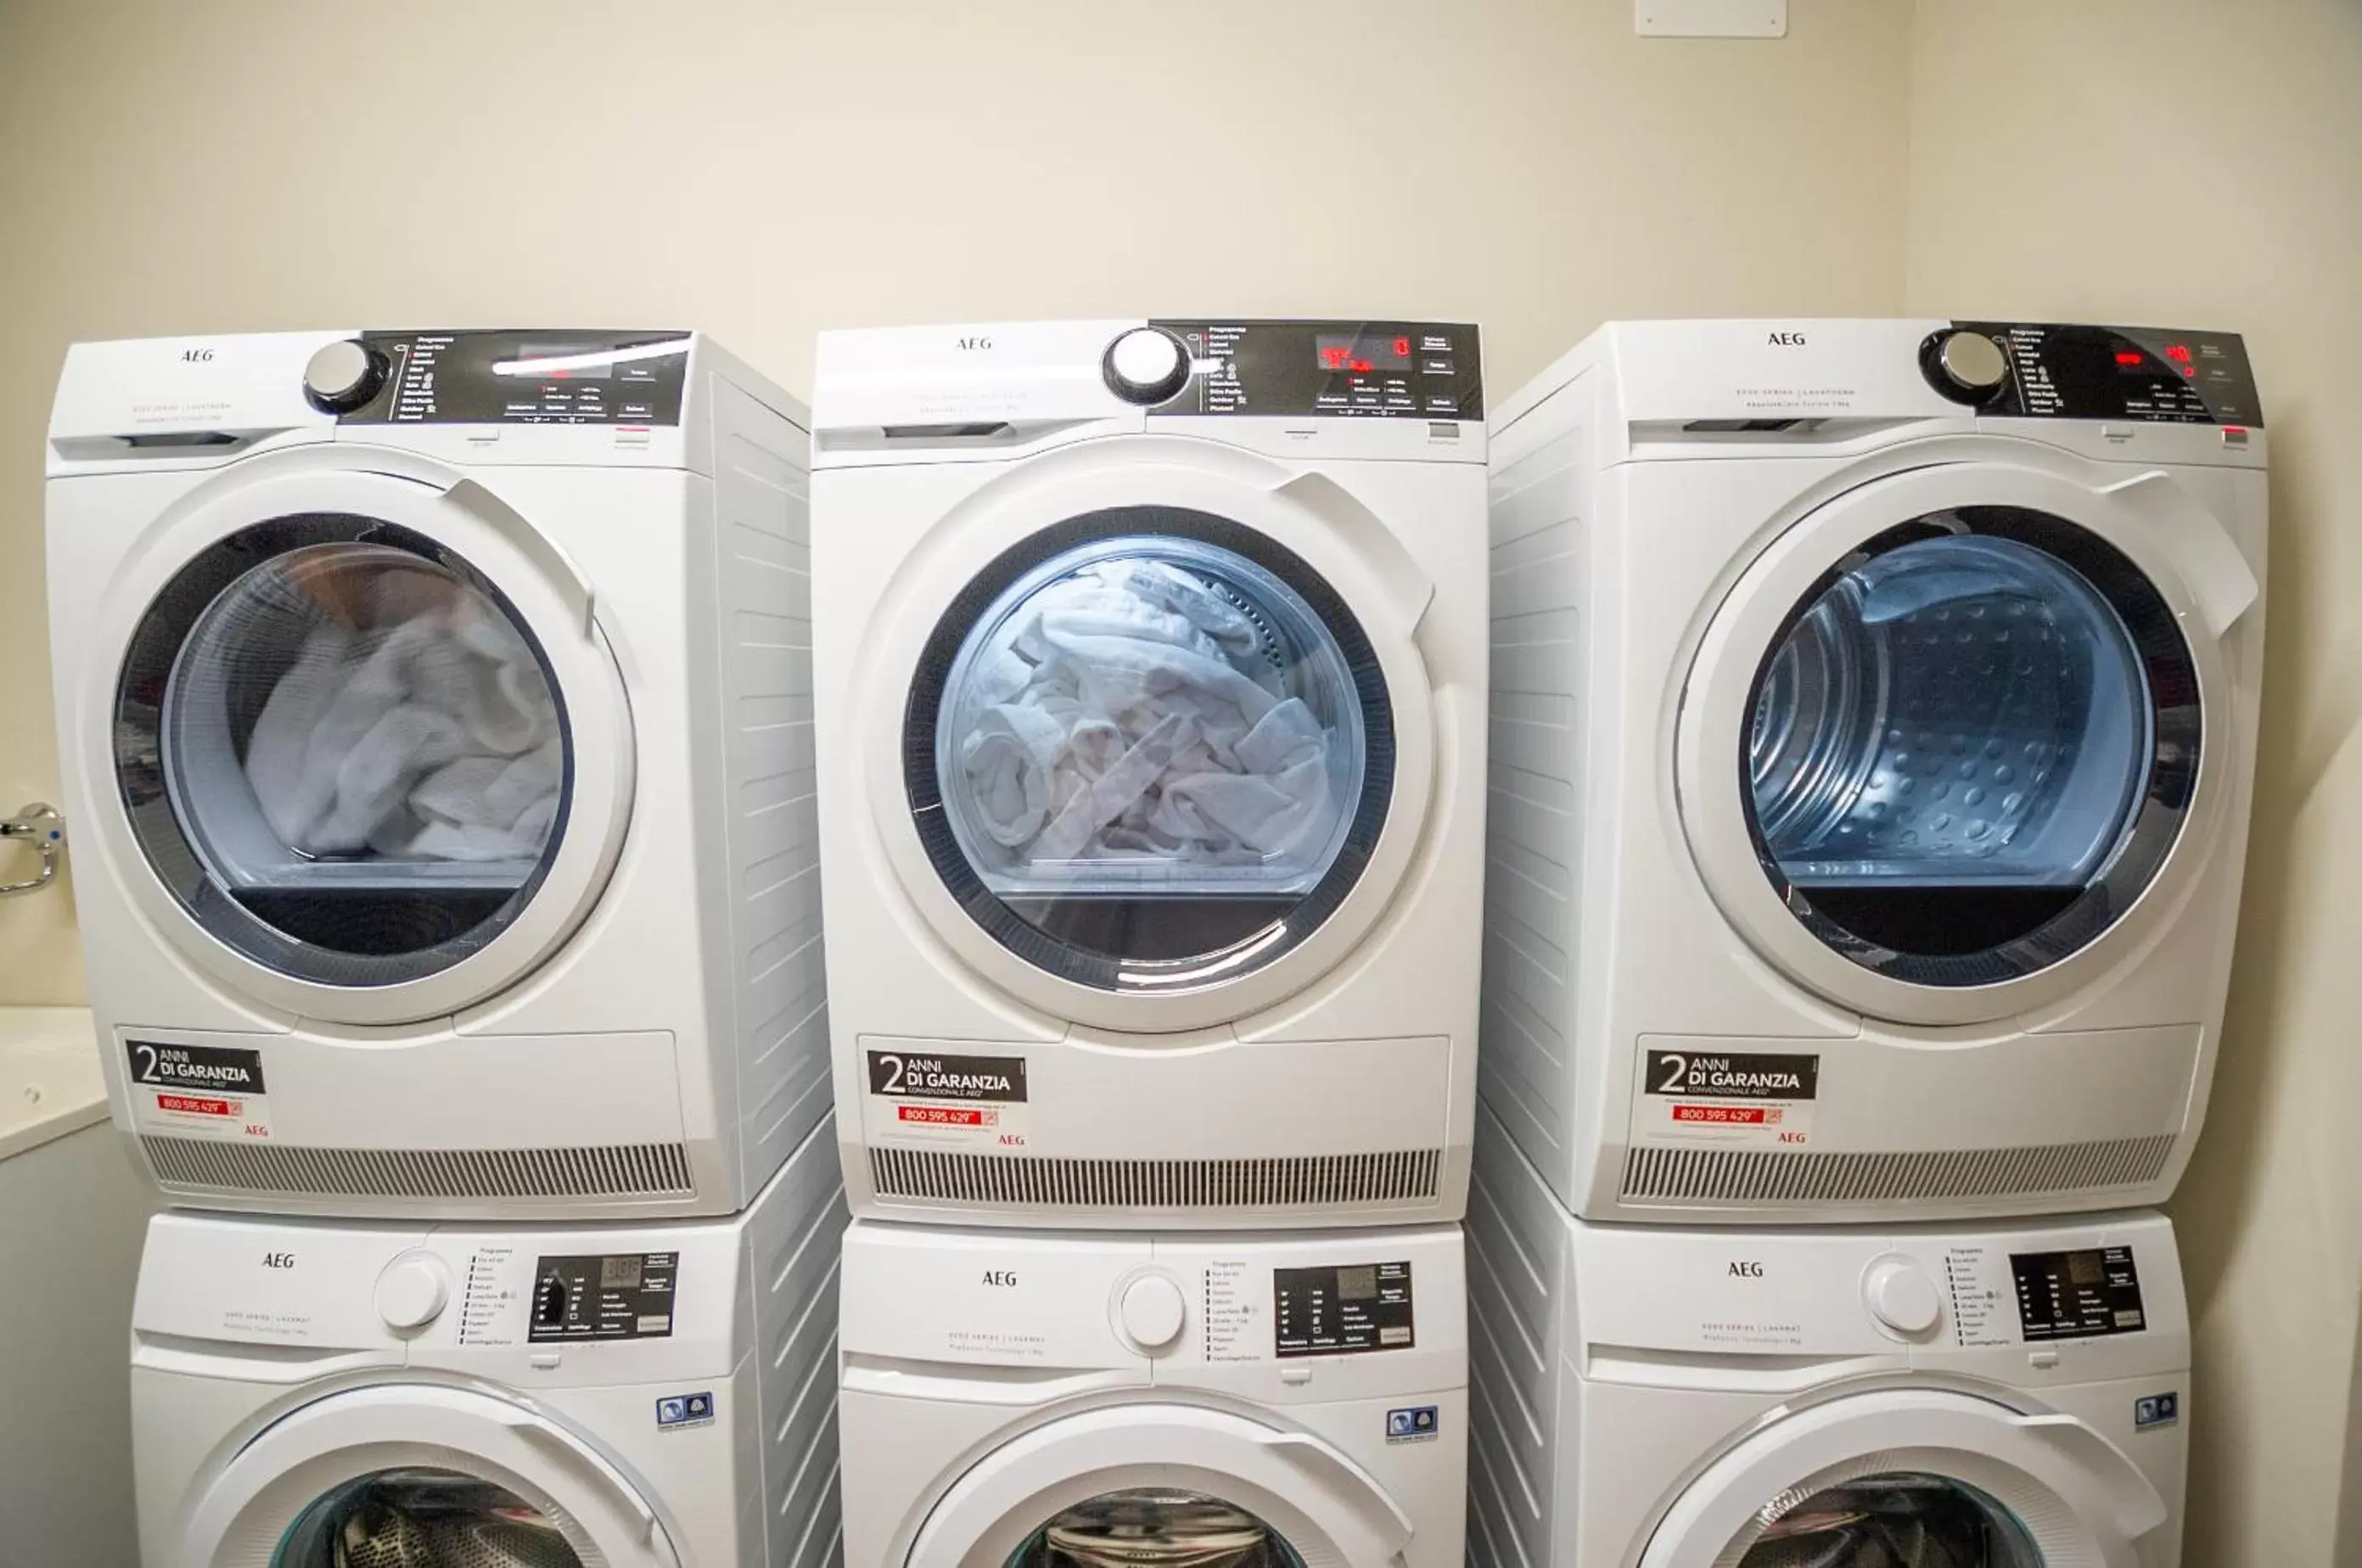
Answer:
[839, 1218, 1467, 1567]
[1484, 319, 2266, 1224]
[1467, 1105, 2191, 1568]
[47, 328, 828, 1218]
[132, 1110, 846, 1568]
[811, 320, 1488, 1228]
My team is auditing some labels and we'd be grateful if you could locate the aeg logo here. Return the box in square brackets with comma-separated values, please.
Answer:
[957, 336, 993, 351]
[1728, 1260, 1765, 1279]
[981, 1269, 1018, 1287]
[181, 347, 215, 362]
[261, 1252, 296, 1269]
[1765, 331, 1807, 347]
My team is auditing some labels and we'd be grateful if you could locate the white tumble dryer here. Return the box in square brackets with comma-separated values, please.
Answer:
[811, 319, 1488, 1228]
[1484, 319, 2266, 1224]
[132, 1112, 847, 1568]
[47, 329, 828, 1219]
[838, 1218, 1467, 1567]
[1467, 1105, 2191, 1568]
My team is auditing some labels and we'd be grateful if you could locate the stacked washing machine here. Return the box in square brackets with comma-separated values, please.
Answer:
[1470, 320, 2269, 1567]
[46, 330, 849, 1567]
[807, 319, 1492, 1565]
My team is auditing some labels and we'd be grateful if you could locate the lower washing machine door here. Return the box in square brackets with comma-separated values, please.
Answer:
[1637, 1387, 2169, 1568]
[906, 1403, 1415, 1568]
[178, 1384, 678, 1567]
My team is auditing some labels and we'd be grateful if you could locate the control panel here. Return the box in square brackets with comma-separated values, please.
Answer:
[2011, 1245, 2148, 1341]
[1274, 1258, 1417, 1357]
[1923, 322, 2261, 425]
[333, 330, 693, 426]
[1147, 319, 1482, 421]
[526, 1250, 680, 1341]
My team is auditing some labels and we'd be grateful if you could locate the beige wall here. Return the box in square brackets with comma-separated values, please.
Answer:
[1905, 2, 2362, 1560]
[0, 0, 1912, 1001]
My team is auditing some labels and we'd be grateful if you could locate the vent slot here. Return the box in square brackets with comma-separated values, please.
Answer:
[143, 1136, 695, 1201]
[1620, 1135, 2176, 1207]
[869, 1147, 1442, 1209]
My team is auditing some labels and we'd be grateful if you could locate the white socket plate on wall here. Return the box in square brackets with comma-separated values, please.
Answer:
[1636, 0, 1787, 37]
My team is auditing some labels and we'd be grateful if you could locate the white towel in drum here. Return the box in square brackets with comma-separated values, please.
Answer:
[246, 597, 562, 862]
[954, 560, 1344, 876]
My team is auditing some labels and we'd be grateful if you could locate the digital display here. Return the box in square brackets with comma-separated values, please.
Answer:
[510, 342, 613, 380]
[2012, 1246, 2146, 1341]
[1338, 1265, 1378, 1302]
[600, 1255, 644, 1290]
[1316, 332, 1416, 374]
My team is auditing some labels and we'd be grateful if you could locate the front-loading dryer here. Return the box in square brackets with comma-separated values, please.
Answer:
[839, 1217, 1467, 1567]
[811, 320, 1488, 1229]
[48, 329, 828, 1218]
[1467, 1103, 2191, 1568]
[1483, 319, 2266, 1224]
[132, 1110, 847, 1568]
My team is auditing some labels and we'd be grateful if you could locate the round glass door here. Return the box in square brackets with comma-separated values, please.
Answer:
[272, 1467, 586, 1567]
[1721, 1471, 2041, 1566]
[1002, 1487, 1309, 1567]
[906, 506, 1393, 995]
[115, 515, 574, 989]
[1741, 506, 2197, 987]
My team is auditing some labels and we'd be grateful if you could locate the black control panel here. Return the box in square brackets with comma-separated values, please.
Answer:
[339, 330, 693, 426]
[527, 1250, 680, 1341]
[1150, 320, 1482, 421]
[1940, 322, 2261, 426]
[2011, 1246, 2147, 1341]
[1275, 1259, 1416, 1358]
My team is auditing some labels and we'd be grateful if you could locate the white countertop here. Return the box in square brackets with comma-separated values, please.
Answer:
[0, 1008, 105, 1162]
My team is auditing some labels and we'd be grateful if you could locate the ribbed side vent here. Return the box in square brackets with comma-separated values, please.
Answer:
[870, 1147, 1442, 1209]
[143, 1136, 695, 1201]
[1621, 1134, 2177, 1207]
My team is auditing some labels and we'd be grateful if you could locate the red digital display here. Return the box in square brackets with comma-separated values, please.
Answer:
[2115, 350, 2146, 367]
[1315, 332, 1417, 375]
[2165, 344, 2194, 363]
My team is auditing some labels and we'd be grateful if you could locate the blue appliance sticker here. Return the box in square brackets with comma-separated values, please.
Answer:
[1386, 1405, 1439, 1443]
[656, 1391, 715, 1431]
[2135, 1392, 2180, 1431]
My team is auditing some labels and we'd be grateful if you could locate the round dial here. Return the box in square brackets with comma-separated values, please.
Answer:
[1927, 329, 2009, 403]
[1863, 1257, 1942, 1336]
[374, 1252, 452, 1330]
[1118, 1274, 1188, 1349]
[1103, 328, 1192, 406]
[303, 339, 390, 415]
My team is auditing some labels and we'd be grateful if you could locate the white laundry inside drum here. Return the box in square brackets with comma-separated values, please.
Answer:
[939, 542, 1361, 897]
[271, 1468, 585, 1568]
[150, 535, 571, 970]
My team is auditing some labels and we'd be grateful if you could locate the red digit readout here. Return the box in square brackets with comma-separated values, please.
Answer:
[1321, 346, 1350, 369]
[2165, 344, 2194, 362]
[2115, 350, 2145, 367]
[1394, 336, 1412, 358]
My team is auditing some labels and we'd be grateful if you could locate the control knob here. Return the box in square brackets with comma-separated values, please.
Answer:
[1119, 1274, 1188, 1350]
[1926, 329, 2010, 405]
[1863, 1257, 1942, 1337]
[303, 339, 390, 415]
[374, 1252, 452, 1330]
[1103, 328, 1192, 406]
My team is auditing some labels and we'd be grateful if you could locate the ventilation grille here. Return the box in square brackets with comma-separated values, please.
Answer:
[143, 1136, 695, 1201]
[1621, 1134, 2177, 1207]
[870, 1147, 1442, 1209]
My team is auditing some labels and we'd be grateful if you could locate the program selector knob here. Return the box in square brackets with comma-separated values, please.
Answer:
[304, 339, 390, 415]
[1864, 1258, 1942, 1337]
[1103, 328, 1192, 406]
[1119, 1274, 1188, 1349]
[1927, 329, 2010, 404]
[375, 1252, 452, 1330]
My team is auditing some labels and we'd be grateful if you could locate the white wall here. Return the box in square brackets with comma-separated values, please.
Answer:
[0, 0, 1914, 1000]
[1905, 3, 2362, 1560]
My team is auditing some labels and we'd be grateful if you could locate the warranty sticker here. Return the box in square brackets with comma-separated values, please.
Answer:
[865, 1049, 1030, 1149]
[1635, 1047, 1818, 1149]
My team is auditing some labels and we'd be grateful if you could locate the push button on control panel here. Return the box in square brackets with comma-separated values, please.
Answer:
[1118, 1274, 1188, 1350]
[1863, 1257, 1942, 1336]
[373, 1252, 452, 1330]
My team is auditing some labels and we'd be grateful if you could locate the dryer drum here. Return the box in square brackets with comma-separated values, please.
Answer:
[1735, 1471, 2040, 1567]
[1023, 1487, 1306, 1567]
[289, 1468, 584, 1568]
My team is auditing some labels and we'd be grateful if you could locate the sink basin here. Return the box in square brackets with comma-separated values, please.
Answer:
[0, 1006, 106, 1163]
